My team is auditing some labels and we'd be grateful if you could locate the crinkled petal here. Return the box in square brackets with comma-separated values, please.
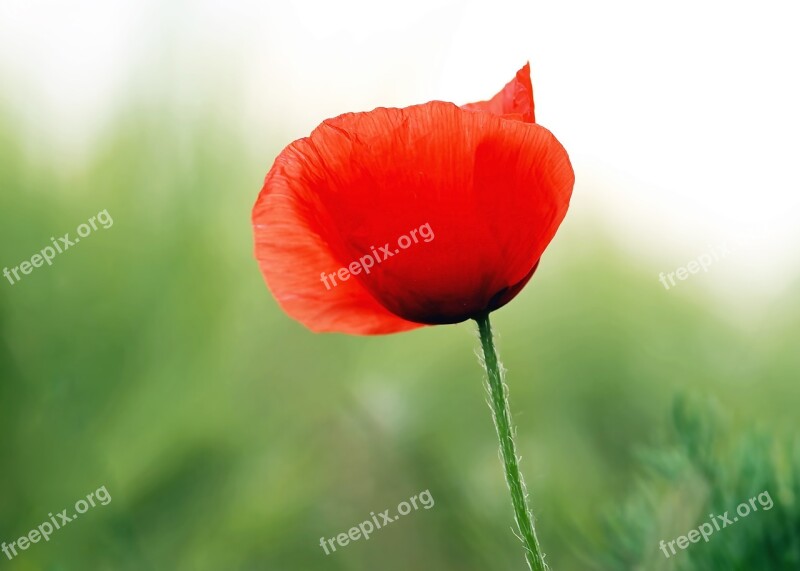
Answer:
[461, 62, 535, 123]
[253, 100, 573, 334]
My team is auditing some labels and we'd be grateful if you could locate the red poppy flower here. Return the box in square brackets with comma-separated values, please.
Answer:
[253, 63, 574, 334]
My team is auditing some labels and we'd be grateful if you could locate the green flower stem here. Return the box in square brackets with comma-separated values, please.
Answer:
[474, 312, 547, 571]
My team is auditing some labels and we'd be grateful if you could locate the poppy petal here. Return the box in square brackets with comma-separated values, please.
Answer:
[253, 101, 573, 334]
[461, 62, 535, 123]
[253, 148, 424, 335]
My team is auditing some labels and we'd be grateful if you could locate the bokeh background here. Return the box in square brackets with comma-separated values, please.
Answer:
[1, 1, 798, 569]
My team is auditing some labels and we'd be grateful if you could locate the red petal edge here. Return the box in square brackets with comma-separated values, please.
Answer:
[461, 62, 535, 123]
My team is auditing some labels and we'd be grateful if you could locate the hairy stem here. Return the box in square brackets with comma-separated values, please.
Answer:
[474, 312, 547, 571]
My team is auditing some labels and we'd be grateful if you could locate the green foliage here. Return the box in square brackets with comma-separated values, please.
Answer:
[592, 397, 800, 570]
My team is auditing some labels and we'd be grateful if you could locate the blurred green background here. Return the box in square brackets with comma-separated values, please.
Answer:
[1, 2, 799, 567]
[1, 97, 798, 570]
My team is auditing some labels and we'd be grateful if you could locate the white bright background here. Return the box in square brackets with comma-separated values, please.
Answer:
[1, 0, 798, 311]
